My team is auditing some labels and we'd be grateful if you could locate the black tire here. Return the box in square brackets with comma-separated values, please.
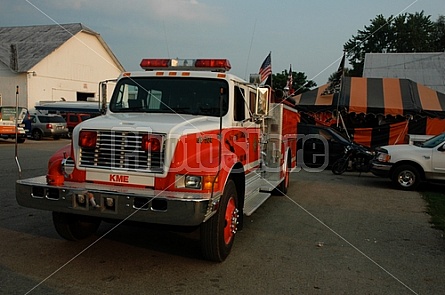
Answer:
[53, 135, 61, 140]
[32, 129, 43, 140]
[332, 158, 347, 175]
[52, 212, 101, 241]
[392, 164, 421, 191]
[201, 179, 239, 262]
[17, 137, 26, 143]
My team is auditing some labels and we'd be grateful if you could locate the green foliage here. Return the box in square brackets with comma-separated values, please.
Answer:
[272, 70, 317, 95]
[344, 11, 445, 77]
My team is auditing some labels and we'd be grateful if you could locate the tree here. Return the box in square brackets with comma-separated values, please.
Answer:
[433, 15, 445, 51]
[327, 67, 350, 83]
[344, 11, 445, 77]
[272, 70, 316, 95]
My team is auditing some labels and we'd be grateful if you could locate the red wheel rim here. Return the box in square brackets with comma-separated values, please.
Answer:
[284, 170, 290, 188]
[224, 197, 236, 244]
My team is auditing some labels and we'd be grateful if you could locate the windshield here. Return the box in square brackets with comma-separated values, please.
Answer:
[109, 77, 229, 117]
[421, 132, 445, 148]
[0, 107, 28, 122]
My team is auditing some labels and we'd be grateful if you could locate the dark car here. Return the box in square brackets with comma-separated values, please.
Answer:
[297, 123, 352, 168]
[26, 114, 69, 140]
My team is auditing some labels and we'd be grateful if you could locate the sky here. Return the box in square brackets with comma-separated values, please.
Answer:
[0, 0, 443, 86]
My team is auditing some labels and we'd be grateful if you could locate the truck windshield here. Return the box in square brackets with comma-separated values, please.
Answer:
[109, 77, 229, 117]
[421, 132, 445, 148]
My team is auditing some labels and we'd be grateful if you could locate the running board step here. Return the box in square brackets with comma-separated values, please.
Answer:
[243, 191, 271, 216]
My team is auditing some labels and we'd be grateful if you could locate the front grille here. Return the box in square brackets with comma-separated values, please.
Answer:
[79, 130, 164, 173]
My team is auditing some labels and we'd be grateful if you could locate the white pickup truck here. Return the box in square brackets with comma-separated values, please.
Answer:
[371, 133, 445, 190]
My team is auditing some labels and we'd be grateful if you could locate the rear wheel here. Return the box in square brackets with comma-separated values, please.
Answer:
[201, 179, 239, 262]
[392, 164, 421, 191]
[52, 212, 101, 241]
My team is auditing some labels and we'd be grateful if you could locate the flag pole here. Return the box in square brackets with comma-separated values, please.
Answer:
[269, 51, 272, 88]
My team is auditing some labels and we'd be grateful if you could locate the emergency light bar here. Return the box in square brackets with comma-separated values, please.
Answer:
[140, 58, 231, 72]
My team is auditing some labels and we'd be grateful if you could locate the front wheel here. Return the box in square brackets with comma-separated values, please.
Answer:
[332, 158, 348, 175]
[200, 179, 239, 262]
[392, 165, 421, 191]
[52, 212, 101, 241]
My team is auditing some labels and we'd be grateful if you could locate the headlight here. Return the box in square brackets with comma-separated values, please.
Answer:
[365, 150, 374, 156]
[376, 152, 391, 162]
[185, 176, 202, 189]
[176, 175, 202, 189]
[175, 175, 218, 190]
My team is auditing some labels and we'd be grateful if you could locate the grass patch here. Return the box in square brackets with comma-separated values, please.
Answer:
[422, 191, 445, 231]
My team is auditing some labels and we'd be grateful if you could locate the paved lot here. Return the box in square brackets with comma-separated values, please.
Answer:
[0, 138, 444, 294]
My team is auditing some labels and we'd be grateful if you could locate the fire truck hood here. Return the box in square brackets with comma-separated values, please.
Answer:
[80, 113, 221, 135]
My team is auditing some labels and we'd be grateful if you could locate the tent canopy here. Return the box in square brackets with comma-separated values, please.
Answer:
[293, 77, 445, 118]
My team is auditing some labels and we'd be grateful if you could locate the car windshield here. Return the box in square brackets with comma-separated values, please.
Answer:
[109, 77, 229, 117]
[421, 133, 445, 148]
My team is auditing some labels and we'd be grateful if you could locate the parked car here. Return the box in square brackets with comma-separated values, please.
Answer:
[297, 123, 353, 168]
[26, 114, 68, 140]
[371, 132, 445, 190]
[61, 112, 92, 137]
[0, 106, 27, 143]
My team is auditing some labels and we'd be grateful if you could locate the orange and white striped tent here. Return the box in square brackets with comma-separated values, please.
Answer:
[293, 77, 445, 117]
[293, 77, 445, 147]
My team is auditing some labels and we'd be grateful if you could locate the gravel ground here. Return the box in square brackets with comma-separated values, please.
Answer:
[1, 140, 444, 295]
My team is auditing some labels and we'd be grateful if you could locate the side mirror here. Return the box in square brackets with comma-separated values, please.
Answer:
[255, 87, 269, 116]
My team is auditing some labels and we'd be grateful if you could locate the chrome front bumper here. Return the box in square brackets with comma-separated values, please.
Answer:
[16, 176, 217, 226]
[370, 161, 392, 178]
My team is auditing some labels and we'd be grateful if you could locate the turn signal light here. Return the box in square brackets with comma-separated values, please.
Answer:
[203, 175, 218, 190]
[79, 130, 97, 148]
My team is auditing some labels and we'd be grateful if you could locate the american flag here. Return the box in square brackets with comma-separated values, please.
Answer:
[259, 53, 272, 84]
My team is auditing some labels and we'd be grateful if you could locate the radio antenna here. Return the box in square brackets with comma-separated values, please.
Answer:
[163, 21, 170, 58]
[244, 18, 257, 80]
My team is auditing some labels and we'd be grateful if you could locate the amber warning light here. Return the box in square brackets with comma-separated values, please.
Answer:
[140, 58, 231, 72]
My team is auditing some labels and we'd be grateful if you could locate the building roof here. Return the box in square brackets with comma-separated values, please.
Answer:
[0, 23, 124, 72]
[363, 52, 445, 93]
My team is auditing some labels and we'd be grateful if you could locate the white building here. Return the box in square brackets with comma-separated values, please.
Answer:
[363, 52, 445, 94]
[0, 23, 124, 108]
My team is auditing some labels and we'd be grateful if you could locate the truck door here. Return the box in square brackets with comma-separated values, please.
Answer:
[233, 85, 260, 168]
[431, 142, 445, 180]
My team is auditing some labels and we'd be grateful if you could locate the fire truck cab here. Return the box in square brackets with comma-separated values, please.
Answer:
[16, 58, 299, 261]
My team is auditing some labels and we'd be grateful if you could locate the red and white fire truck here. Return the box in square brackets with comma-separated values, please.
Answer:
[16, 58, 300, 261]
